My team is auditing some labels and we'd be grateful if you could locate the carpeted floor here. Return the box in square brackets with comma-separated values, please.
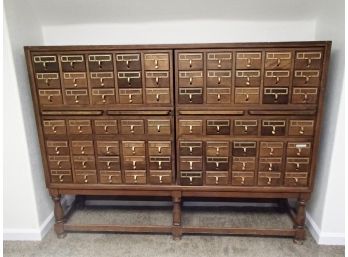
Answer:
[4, 205, 345, 257]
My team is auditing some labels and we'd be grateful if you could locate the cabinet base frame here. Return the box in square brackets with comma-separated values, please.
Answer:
[49, 189, 309, 244]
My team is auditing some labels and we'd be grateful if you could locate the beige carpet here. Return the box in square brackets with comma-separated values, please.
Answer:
[4, 205, 345, 257]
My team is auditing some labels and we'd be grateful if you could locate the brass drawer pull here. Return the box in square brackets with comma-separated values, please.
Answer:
[55, 147, 60, 155]
[158, 161, 162, 169]
[107, 161, 111, 169]
[133, 161, 137, 170]
[216, 147, 220, 155]
[267, 177, 272, 185]
[241, 176, 245, 185]
[189, 161, 193, 170]
[299, 127, 305, 135]
[77, 125, 82, 133]
[59, 175, 64, 182]
[242, 162, 246, 170]
[132, 146, 136, 155]
[130, 125, 134, 133]
[268, 163, 273, 171]
[84, 175, 88, 183]
[158, 147, 162, 153]
[159, 175, 163, 184]
[215, 176, 219, 184]
[82, 161, 87, 168]
[80, 146, 85, 154]
[129, 94, 133, 103]
[108, 175, 113, 183]
[133, 175, 138, 183]
[270, 148, 274, 156]
[104, 125, 108, 133]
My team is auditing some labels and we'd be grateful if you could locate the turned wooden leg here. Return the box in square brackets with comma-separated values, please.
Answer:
[293, 196, 307, 244]
[51, 194, 66, 238]
[172, 192, 182, 240]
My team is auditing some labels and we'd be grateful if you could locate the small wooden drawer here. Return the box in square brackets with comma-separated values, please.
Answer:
[149, 170, 172, 185]
[180, 171, 203, 186]
[178, 53, 203, 70]
[261, 120, 286, 136]
[179, 156, 203, 170]
[88, 54, 113, 71]
[97, 156, 120, 171]
[123, 156, 146, 170]
[71, 141, 94, 155]
[265, 52, 292, 69]
[117, 71, 142, 88]
[259, 157, 282, 172]
[206, 157, 229, 171]
[264, 70, 290, 87]
[232, 157, 256, 171]
[94, 120, 118, 135]
[206, 171, 229, 185]
[75, 171, 98, 184]
[284, 172, 308, 187]
[144, 53, 169, 70]
[96, 141, 119, 156]
[125, 170, 146, 184]
[119, 89, 143, 104]
[288, 120, 315, 136]
[206, 120, 230, 135]
[115, 53, 141, 70]
[145, 72, 170, 88]
[33, 55, 59, 72]
[294, 51, 323, 69]
[235, 70, 261, 87]
[99, 170, 122, 184]
[234, 88, 260, 104]
[60, 55, 86, 71]
[292, 88, 318, 104]
[120, 119, 144, 135]
[233, 120, 258, 135]
[236, 52, 262, 69]
[122, 141, 145, 156]
[287, 142, 311, 157]
[148, 141, 171, 156]
[64, 89, 89, 105]
[91, 89, 116, 105]
[258, 172, 281, 186]
[206, 70, 232, 87]
[232, 141, 257, 156]
[62, 72, 87, 88]
[260, 142, 284, 157]
[43, 120, 67, 135]
[68, 120, 92, 135]
[73, 156, 96, 170]
[232, 171, 254, 186]
[207, 52, 232, 69]
[50, 170, 73, 184]
[178, 88, 203, 104]
[46, 141, 70, 156]
[178, 119, 203, 135]
[178, 71, 203, 87]
[48, 156, 71, 169]
[149, 156, 171, 170]
[38, 89, 63, 105]
[179, 141, 203, 156]
[36, 73, 60, 88]
[147, 119, 171, 135]
[206, 141, 229, 156]
[145, 88, 170, 104]
[206, 88, 231, 104]
[293, 70, 321, 87]
[263, 88, 289, 104]
[286, 157, 310, 172]
[90, 72, 114, 88]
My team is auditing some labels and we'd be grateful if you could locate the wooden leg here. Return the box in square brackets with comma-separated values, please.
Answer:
[172, 192, 182, 240]
[293, 195, 307, 244]
[51, 194, 66, 238]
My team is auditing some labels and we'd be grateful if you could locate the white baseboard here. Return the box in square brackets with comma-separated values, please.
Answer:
[306, 211, 345, 245]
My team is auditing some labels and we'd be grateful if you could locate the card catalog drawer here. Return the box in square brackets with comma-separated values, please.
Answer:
[123, 156, 146, 170]
[75, 171, 98, 184]
[148, 141, 171, 156]
[295, 51, 323, 69]
[73, 156, 96, 170]
[94, 120, 118, 135]
[258, 172, 281, 186]
[265, 52, 292, 69]
[287, 142, 311, 157]
[180, 171, 203, 186]
[235, 70, 261, 87]
[260, 142, 284, 157]
[144, 53, 169, 70]
[232, 141, 257, 156]
[125, 170, 146, 184]
[179, 141, 203, 156]
[259, 157, 282, 172]
[39, 90, 63, 105]
[206, 157, 229, 171]
[91, 89, 116, 105]
[178, 71, 203, 87]
[261, 120, 286, 136]
[178, 119, 203, 135]
[99, 170, 122, 184]
[48, 156, 71, 170]
[207, 52, 232, 69]
[232, 171, 255, 186]
[263, 87, 289, 104]
[149, 170, 172, 184]
[206, 120, 231, 135]
[36, 73, 60, 88]
[149, 156, 172, 170]
[88, 54, 113, 71]
[122, 141, 145, 156]
[63, 72, 87, 88]
[46, 141, 69, 156]
[178, 53, 203, 70]
[145, 71, 170, 88]
[179, 156, 203, 171]
[60, 55, 86, 71]
[50, 170, 73, 184]
[117, 71, 142, 88]
[96, 141, 119, 156]
[206, 70, 232, 87]
[232, 157, 256, 171]
[68, 120, 92, 135]
[120, 120, 144, 135]
[264, 70, 290, 87]
[145, 88, 170, 104]
[97, 156, 121, 171]
[286, 157, 310, 172]
[119, 89, 143, 104]
[234, 88, 259, 104]
[115, 53, 141, 70]
[206, 141, 229, 156]
[233, 120, 258, 136]
[236, 52, 262, 69]
[64, 89, 89, 105]
[33, 55, 59, 72]
[292, 88, 318, 104]
[284, 172, 308, 187]
[206, 171, 229, 185]
[90, 72, 114, 88]
[43, 120, 67, 135]
[147, 119, 171, 135]
[206, 88, 231, 104]
[71, 141, 94, 155]
[293, 70, 320, 87]
[288, 120, 315, 136]
[178, 88, 203, 104]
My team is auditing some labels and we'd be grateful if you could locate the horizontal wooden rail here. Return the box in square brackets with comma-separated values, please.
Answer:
[41, 110, 103, 116]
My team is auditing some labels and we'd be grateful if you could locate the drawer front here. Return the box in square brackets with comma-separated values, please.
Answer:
[179, 141, 203, 156]
[232, 157, 256, 171]
[43, 120, 67, 135]
[292, 88, 318, 104]
[206, 120, 230, 135]
[180, 171, 203, 186]
[288, 120, 315, 136]
[50, 170, 73, 184]
[99, 170, 122, 184]
[75, 172, 98, 184]
[259, 157, 283, 172]
[293, 70, 321, 87]
[38, 89, 63, 105]
[284, 172, 308, 187]
[206, 157, 229, 171]
[287, 142, 311, 157]
[232, 171, 255, 186]
[232, 142, 257, 156]
[234, 88, 260, 104]
[48, 156, 71, 169]
[144, 53, 169, 70]
[149, 156, 172, 170]
[179, 156, 203, 170]
[145, 71, 170, 88]
[119, 89, 143, 104]
[73, 156, 96, 170]
[36, 73, 60, 88]
[178, 88, 203, 104]
[64, 89, 89, 105]
[145, 88, 170, 104]
[122, 141, 145, 156]
[265, 52, 292, 69]
[97, 156, 121, 171]
[71, 141, 94, 155]
[258, 172, 281, 186]
[60, 55, 86, 71]
[96, 141, 120, 156]
[235, 70, 261, 87]
[46, 141, 70, 156]
[206, 141, 229, 156]
[149, 170, 172, 184]
[236, 52, 262, 69]
[233, 120, 258, 136]
[124, 170, 146, 184]
[260, 142, 284, 157]
[123, 156, 146, 170]
[261, 120, 286, 136]
[178, 119, 203, 135]
[207, 52, 232, 69]
[263, 88, 289, 104]
[120, 120, 144, 135]
[68, 120, 92, 135]
[90, 72, 114, 88]
[264, 70, 290, 87]
[91, 89, 116, 105]
[178, 71, 204, 87]
[206, 171, 229, 185]
[286, 157, 310, 172]
[88, 54, 113, 71]
[206, 88, 231, 104]
[63, 72, 87, 88]
[147, 119, 171, 135]
[117, 71, 142, 88]
[148, 141, 171, 156]
[178, 53, 203, 70]
[206, 70, 232, 87]
[94, 120, 118, 135]
[33, 55, 59, 72]
[295, 51, 323, 69]
[115, 53, 141, 70]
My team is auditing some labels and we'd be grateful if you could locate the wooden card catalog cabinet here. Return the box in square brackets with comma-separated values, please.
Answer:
[26, 42, 331, 242]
